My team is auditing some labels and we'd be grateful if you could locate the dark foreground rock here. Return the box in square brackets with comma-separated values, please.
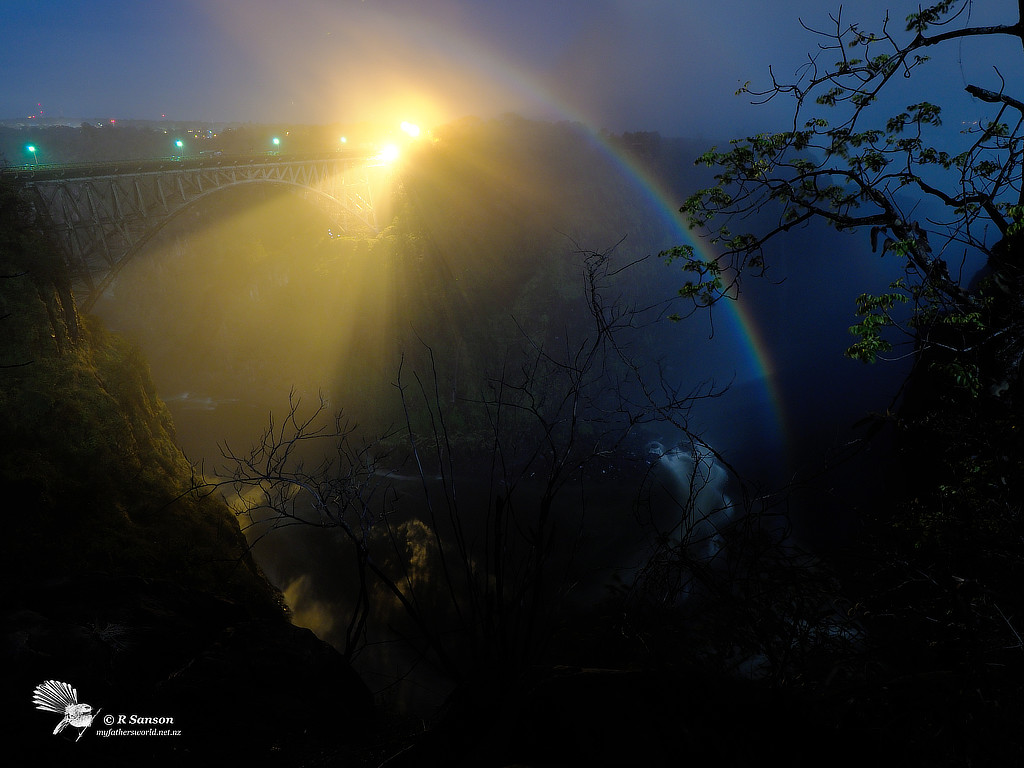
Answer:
[3, 573, 374, 766]
[381, 664, 896, 768]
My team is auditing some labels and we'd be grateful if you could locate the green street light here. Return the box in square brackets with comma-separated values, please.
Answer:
[174, 139, 184, 157]
[26, 145, 38, 165]
[271, 137, 280, 153]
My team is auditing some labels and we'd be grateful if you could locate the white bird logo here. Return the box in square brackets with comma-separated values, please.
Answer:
[32, 680, 99, 741]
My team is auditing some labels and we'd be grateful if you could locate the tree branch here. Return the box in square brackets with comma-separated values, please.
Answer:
[966, 84, 1024, 114]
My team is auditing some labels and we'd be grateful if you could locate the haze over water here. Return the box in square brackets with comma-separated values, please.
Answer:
[11, 0, 965, 720]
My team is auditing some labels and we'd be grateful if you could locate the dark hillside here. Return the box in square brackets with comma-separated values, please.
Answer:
[0, 179, 373, 765]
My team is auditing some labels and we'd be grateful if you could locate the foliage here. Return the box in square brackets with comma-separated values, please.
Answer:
[667, 4, 1024, 762]
[0, 182, 281, 613]
[671, 0, 1024, 515]
[671, 1, 1024, 372]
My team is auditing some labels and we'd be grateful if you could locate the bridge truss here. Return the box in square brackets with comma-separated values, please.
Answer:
[5, 153, 380, 310]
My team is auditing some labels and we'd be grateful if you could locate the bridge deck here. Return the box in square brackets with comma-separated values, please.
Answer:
[5, 151, 381, 311]
[1, 150, 371, 182]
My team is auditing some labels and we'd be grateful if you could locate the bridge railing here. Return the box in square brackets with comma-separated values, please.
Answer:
[0, 150, 370, 182]
[5, 149, 381, 310]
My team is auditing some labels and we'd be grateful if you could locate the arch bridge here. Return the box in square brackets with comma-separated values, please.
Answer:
[3, 152, 381, 310]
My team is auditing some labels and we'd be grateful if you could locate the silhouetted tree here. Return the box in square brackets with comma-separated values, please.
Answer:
[675, 2, 1020, 364]
[672, 4, 1024, 762]
[673, 0, 1024, 527]
[190, 249, 823, 708]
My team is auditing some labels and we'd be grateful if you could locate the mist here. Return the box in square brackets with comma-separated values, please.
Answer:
[9, 1, 1009, 761]
[10, 0, 1001, 136]
[81, 115, 902, 714]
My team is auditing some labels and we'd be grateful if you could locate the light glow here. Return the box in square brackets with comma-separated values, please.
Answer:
[400, 121, 421, 138]
[371, 144, 400, 166]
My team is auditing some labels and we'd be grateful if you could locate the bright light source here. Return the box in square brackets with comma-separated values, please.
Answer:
[400, 122, 421, 138]
[340, 136, 348, 144]
[272, 137, 281, 146]
[26, 145, 36, 153]
[368, 144, 401, 167]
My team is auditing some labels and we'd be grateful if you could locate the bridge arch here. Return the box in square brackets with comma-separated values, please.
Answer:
[92, 178, 372, 306]
[7, 153, 380, 311]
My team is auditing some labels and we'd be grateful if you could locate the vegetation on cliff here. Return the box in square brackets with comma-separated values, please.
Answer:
[0, 177, 280, 613]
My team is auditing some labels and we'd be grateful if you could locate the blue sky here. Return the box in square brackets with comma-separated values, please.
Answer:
[1, 1, 1016, 136]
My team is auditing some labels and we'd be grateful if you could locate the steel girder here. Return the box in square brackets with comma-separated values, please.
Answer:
[17, 155, 377, 310]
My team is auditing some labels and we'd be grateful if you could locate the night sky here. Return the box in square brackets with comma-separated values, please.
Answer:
[4, 0, 1011, 136]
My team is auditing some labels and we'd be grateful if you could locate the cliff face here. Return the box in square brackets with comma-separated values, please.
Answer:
[0, 182, 373, 764]
[0, 254, 279, 611]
